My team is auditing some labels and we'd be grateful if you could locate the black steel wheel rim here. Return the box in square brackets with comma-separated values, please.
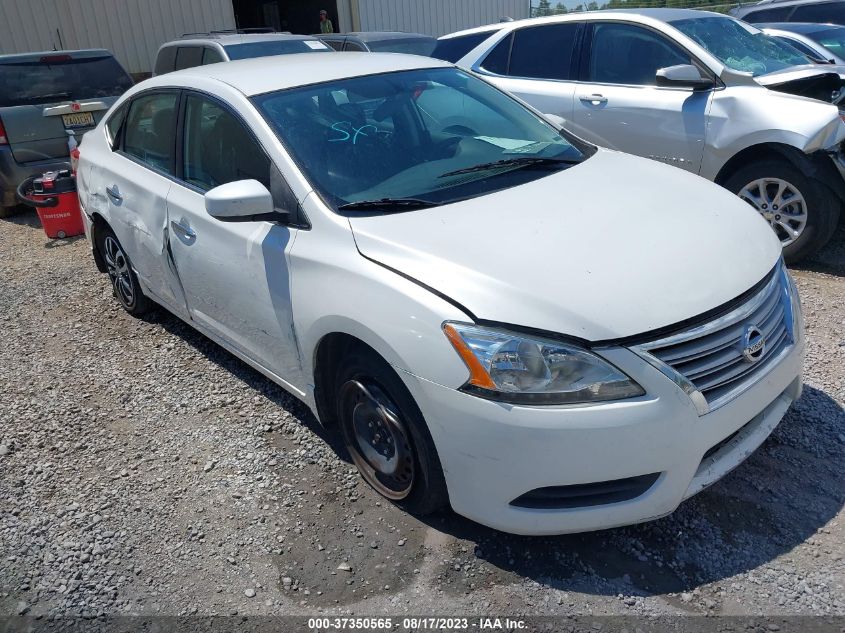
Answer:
[339, 379, 415, 500]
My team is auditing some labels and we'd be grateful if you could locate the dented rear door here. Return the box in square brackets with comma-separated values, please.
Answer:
[92, 90, 186, 310]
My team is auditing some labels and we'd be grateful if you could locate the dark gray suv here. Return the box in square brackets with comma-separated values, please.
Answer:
[0, 49, 132, 215]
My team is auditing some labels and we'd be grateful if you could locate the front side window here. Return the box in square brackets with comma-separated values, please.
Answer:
[509, 24, 580, 80]
[182, 94, 270, 191]
[122, 92, 178, 174]
[252, 67, 590, 211]
[589, 23, 692, 85]
[175, 47, 203, 71]
[673, 16, 807, 76]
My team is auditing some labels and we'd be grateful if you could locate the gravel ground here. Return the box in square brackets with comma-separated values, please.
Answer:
[0, 210, 843, 621]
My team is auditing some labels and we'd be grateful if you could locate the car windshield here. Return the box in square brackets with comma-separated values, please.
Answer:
[223, 39, 331, 60]
[808, 26, 845, 59]
[0, 54, 133, 107]
[252, 67, 589, 211]
[366, 38, 437, 56]
[673, 16, 809, 76]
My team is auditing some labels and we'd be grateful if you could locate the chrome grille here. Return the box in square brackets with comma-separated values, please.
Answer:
[633, 262, 796, 415]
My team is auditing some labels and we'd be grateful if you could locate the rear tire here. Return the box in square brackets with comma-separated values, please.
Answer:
[335, 346, 449, 516]
[95, 225, 152, 316]
[724, 159, 839, 263]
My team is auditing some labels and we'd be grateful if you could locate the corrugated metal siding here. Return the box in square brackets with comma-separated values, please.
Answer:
[0, 0, 236, 75]
[355, 0, 529, 36]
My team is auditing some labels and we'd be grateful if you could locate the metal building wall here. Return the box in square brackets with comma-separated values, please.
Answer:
[0, 0, 236, 76]
[354, 0, 530, 36]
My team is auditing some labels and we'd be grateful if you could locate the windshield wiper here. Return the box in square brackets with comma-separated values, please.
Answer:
[438, 156, 580, 178]
[338, 197, 439, 212]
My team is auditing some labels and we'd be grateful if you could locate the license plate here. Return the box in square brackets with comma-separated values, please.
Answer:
[61, 111, 95, 128]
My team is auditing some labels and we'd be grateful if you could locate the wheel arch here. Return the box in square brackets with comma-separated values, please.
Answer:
[89, 212, 111, 273]
[714, 142, 845, 202]
[310, 325, 408, 430]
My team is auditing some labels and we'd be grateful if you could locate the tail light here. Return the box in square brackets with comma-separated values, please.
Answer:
[0, 117, 7, 145]
[67, 130, 79, 175]
[70, 147, 80, 175]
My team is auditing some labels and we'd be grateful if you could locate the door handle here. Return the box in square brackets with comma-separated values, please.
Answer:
[171, 220, 196, 240]
[579, 93, 608, 105]
[105, 185, 122, 202]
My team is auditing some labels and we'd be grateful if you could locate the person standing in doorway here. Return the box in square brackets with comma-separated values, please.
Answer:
[319, 9, 334, 33]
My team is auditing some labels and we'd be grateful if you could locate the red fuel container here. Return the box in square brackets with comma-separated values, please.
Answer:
[16, 168, 84, 239]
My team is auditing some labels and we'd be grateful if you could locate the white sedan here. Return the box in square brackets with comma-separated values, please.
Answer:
[77, 53, 804, 535]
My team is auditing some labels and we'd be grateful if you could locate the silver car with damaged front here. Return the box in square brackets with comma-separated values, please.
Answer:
[445, 8, 845, 261]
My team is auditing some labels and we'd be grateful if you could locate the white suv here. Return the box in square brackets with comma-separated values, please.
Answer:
[77, 53, 803, 535]
[441, 8, 845, 261]
[153, 31, 331, 76]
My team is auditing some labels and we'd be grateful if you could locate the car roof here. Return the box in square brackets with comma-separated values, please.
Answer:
[149, 51, 450, 96]
[439, 8, 726, 39]
[164, 33, 318, 47]
[755, 21, 844, 31]
[0, 48, 115, 62]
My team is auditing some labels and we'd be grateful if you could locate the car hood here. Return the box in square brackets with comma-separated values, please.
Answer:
[348, 150, 782, 341]
[755, 65, 845, 103]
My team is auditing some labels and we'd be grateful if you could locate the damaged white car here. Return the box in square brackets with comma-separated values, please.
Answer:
[441, 8, 845, 261]
[77, 54, 804, 535]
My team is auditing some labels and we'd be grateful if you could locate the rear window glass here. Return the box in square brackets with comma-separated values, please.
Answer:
[430, 33, 492, 62]
[0, 55, 133, 107]
[223, 39, 331, 59]
[366, 38, 437, 56]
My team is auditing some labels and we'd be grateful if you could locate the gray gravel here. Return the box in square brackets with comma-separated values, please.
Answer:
[0, 211, 843, 619]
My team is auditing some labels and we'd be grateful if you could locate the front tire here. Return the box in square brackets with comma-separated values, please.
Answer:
[724, 159, 840, 263]
[335, 347, 448, 516]
[96, 226, 152, 316]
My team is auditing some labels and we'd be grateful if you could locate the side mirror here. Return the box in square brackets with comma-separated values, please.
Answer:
[655, 64, 714, 91]
[205, 179, 274, 220]
[543, 113, 566, 129]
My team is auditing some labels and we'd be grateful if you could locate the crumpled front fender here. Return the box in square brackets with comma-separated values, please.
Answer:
[701, 88, 845, 181]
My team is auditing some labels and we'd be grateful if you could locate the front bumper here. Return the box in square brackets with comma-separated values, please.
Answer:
[400, 332, 804, 536]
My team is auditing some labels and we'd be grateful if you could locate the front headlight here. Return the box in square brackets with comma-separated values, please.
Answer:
[443, 322, 644, 405]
